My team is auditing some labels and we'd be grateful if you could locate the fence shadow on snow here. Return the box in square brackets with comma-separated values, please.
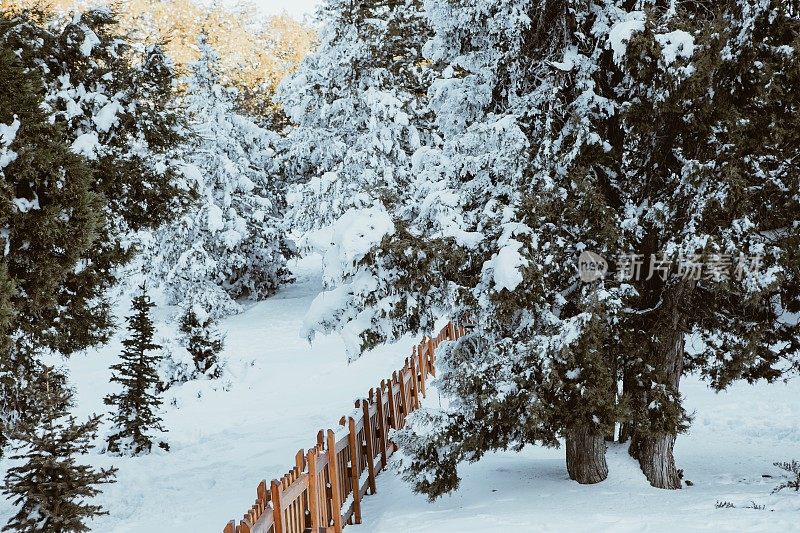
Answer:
[223, 321, 466, 533]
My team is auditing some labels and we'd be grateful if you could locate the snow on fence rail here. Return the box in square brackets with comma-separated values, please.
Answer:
[223, 321, 465, 533]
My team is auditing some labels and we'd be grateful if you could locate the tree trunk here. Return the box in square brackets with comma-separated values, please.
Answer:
[618, 357, 638, 444]
[632, 295, 687, 489]
[632, 431, 681, 489]
[566, 425, 608, 484]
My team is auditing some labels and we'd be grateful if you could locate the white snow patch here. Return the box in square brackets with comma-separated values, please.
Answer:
[308, 206, 395, 282]
[656, 30, 695, 65]
[71, 132, 101, 160]
[207, 203, 225, 232]
[488, 240, 528, 292]
[92, 100, 123, 133]
[608, 12, 646, 65]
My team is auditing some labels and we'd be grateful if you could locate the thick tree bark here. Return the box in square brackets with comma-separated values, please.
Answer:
[632, 288, 688, 489]
[566, 425, 609, 484]
[632, 431, 681, 489]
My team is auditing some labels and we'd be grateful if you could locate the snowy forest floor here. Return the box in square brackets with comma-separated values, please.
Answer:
[1, 256, 798, 532]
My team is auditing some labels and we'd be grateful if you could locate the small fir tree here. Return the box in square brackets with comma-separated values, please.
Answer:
[2, 368, 116, 533]
[104, 285, 166, 456]
[179, 304, 225, 379]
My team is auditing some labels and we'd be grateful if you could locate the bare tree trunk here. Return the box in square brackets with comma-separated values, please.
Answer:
[566, 425, 608, 484]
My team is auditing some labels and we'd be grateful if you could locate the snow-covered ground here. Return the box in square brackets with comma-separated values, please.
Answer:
[1, 256, 797, 532]
[365, 378, 800, 532]
[0, 256, 417, 532]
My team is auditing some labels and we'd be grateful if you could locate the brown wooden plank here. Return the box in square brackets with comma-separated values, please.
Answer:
[427, 338, 436, 376]
[375, 381, 388, 469]
[307, 449, 320, 533]
[347, 417, 362, 524]
[386, 377, 397, 430]
[326, 430, 344, 533]
[397, 368, 409, 427]
[270, 480, 283, 533]
[361, 398, 377, 494]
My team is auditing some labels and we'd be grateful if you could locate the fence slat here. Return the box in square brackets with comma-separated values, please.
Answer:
[326, 429, 344, 533]
[270, 480, 283, 533]
[375, 382, 389, 469]
[360, 399, 377, 495]
[347, 417, 362, 524]
[307, 449, 320, 533]
[386, 377, 397, 431]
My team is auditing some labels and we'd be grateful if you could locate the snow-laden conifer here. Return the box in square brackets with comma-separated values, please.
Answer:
[145, 35, 291, 316]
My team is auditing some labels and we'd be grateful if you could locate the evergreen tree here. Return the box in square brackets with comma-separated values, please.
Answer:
[298, 0, 800, 495]
[278, 0, 436, 232]
[2, 368, 116, 533]
[0, 7, 187, 353]
[0, 7, 187, 450]
[179, 304, 225, 379]
[0, 19, 104, 451]
[104, 284, 166, 456]
[146, 35, 291, 317]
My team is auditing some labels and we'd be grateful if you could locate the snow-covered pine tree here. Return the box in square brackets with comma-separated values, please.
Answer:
[104, 284, 166, 456]
[179, 304, 225, 378]
[1, 7, 187, 353]
[145, 35, 290, 317]
[0, 23, 105, 452]
[609, 0, 800, 489]
[278, 0, 435, 232]
[297, 0, 800, 495]
[3, 368, 116, 533]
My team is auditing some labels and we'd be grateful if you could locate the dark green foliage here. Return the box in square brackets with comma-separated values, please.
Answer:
[179, 306, 225, 378]
[104, 285, 166, 456]
[2, 7, 187, 231]
[0, 8, 188, 354]
[0, 6, 187, 452]
[0, 24, 104, 451]
[2, 368, 116, 533]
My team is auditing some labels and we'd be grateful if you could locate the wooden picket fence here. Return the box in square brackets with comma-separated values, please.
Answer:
[223, 321, 465, 533]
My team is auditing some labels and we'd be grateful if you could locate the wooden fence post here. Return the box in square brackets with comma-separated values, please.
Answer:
[375, 382, 389, 468]
[327, 429, 344, 533]
[397, 369, 409, 427]
[409, 356, 420, 410]
[270, 480, 283, 533]
[307, 449, 319, 533]
[360, 399, 377, 494]
[418, 342, 427, 396]
[347, 417, 362, 524]
[427, 338, 436, 376]
[386, 377, 397, 430]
